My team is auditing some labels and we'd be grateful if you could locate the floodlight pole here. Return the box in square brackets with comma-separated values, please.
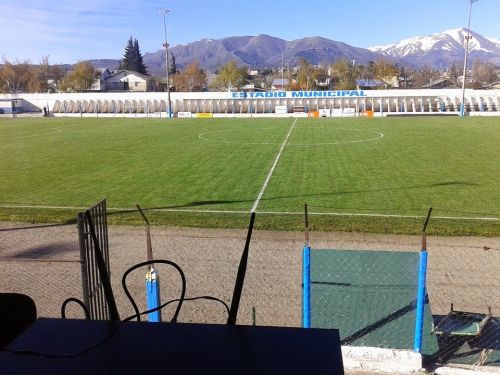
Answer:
[281, 52, 284, 91]
[460, 0, 478, 117]
[160, 8, 172, 118]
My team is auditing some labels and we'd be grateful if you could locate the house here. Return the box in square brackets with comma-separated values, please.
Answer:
[241, 83, 268, 92]
[103, 70, 154, 92]
[484, 81, 500, 89]
[271, 78, 289, 90]
[92, 68, 112, 91]
[356, 79, 385, 90]
[241, 84, 257, 92]
[422, 78, 457, 89]
[382, 76, 399, 88]
[315, 74, 331, 88]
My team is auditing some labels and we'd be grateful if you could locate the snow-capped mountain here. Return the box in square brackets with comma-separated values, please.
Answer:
[369, 28, 500, 68]
[89, 29, 500, 74]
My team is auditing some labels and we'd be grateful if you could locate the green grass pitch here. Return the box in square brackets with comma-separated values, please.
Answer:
[0, 116, 499, 235]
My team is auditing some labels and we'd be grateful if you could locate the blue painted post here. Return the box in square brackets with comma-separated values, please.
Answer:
[414, 249, 428, 352]
[146, 268, 161, 322]
[302, 245, 311, 328]
[459, 103, 465, 117]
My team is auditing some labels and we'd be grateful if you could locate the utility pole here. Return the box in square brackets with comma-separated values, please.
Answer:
[460, 0, 479, 117]
[159, 8, 172, 118]
[281, 52, 285, 91]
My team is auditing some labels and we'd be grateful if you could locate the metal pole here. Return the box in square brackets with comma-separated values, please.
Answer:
[302, 204, 311, 328]
[460, 0, 479, 117]
[281, 52, 284, 91]
[160, 9, 172, 118]
[302, 245, 311, 328]
[414, 208, 432, 353]
[137, 204, 161, 322]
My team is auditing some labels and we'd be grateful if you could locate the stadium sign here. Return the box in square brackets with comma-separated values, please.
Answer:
[231, 90, 366, 99]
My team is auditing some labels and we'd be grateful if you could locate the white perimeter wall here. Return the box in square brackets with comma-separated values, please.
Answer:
[1, 89, 499, 113]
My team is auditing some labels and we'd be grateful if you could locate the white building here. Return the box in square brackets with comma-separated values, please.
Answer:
[91, 70, 154, 92]
[92, 69, 113, 91]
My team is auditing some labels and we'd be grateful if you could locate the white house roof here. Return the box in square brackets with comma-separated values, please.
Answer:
[272, 79, 289, 86]
[106, 70, 151, 81]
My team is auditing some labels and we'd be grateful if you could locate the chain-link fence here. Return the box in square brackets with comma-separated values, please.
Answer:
[1, 212, 499, 367]
[104, 217, 304, 327]
[304, 223, 500, 367]
[309, 249, 430, 350]
[0, 223, 83, 318]
[426, 239, 500, 366]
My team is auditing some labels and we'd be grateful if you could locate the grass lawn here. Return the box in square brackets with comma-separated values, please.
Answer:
[0, 116, 499, 235]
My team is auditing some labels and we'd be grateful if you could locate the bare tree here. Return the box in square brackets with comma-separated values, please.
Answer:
[331, 59, 360, 89]
[373, 59, 399, 87]
[359, 61, 376, 81]
[471, 60, 497, 88]
[0, 59, 41, 93]
[292, 58, 321, 90]
[412, 66, 437, 88]
[38, 56, 65, 92]
[448, 62, 462, 86]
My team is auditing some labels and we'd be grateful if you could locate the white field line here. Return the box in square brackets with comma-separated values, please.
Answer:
[3, 122, 92, 141]
[0, 204, 498, 222]
[251, 118, 298, 213]
[198, 127, 383, 146]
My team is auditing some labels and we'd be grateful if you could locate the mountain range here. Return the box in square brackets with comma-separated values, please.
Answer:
[141, 35, 383, 75]
[369, 28, 500, 69]
[89, 28, 500, 75]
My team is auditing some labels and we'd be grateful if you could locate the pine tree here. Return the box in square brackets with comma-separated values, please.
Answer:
[119, 37, 134, 70]
[133, 39, 148, 75]
[169, 52, 176, 75]
[119, 36, 148, 74]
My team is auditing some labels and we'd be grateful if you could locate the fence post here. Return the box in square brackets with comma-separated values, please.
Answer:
[77, 212, 91, 314]
[302, 245, 311, 328]
[414, 208, 432, 352]
[146, 269, 161, 322]
[302, 204, 311, 328]
[414, 248, 428, 352]
[137, 205, 162, 323]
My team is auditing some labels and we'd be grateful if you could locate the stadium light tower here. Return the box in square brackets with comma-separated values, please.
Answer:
[281, 52, 284, 91]
[460, 0, 479, 117]
[159, 8, 172, 118]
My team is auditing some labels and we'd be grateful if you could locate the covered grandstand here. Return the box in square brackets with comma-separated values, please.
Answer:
[1, 89, 499, 117]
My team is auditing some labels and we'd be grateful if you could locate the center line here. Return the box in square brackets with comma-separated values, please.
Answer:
[251, 118, 298, 213]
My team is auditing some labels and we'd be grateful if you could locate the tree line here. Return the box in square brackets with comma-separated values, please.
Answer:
[1, 35, 497, 93]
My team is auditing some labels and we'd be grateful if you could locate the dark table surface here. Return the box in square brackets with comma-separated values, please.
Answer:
[0, 318, 344, 374]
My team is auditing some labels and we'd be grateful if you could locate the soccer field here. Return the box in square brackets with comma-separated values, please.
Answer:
[0, 116, 499, 235]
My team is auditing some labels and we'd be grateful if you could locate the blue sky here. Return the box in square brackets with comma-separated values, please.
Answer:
[1, 0, 499, 64]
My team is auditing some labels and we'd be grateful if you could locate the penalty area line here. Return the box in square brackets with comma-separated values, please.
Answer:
[0, 204, 498, 221]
